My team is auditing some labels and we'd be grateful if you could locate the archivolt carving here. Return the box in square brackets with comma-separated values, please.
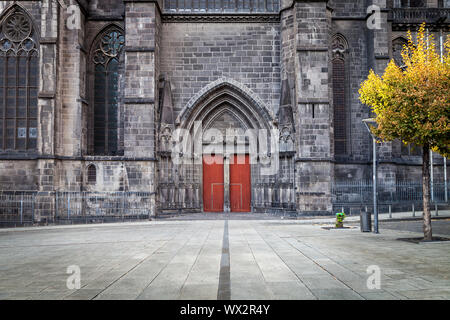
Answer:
[177, 78, 276, 129]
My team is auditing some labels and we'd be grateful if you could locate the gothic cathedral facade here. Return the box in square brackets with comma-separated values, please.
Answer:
[0, 0, 448, 222]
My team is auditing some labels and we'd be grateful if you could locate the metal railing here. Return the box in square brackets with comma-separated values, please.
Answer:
[1, 183, 448, 224]
[0, 191, 35, 225]
[391, 8, 450, 24]
[333, 180, 450, 205]
[55, 192, 153, 221]
[0, 191, 153, 226]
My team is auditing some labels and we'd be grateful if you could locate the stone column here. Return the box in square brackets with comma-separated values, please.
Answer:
[294, 0, 333, 215]
[123, 0, 162, 217]
[35, 0, 60, 223]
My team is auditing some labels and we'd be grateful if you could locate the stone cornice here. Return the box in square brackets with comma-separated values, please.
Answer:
[88, 15, 124, 21]
[0, 154, 158, 161]
[124, 98, 155, 104]
[162, 13, 280, 23]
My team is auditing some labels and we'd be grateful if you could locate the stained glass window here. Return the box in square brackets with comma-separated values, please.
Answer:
[92, 29, 124, 155]
[333, 59, 346, 156]
[0, 9, 38, 151]
[332, 34, 348, 156]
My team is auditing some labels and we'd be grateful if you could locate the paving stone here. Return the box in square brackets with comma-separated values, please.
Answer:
[359, 290, 399, 300]
[310, 288, 365, 300]
[266, 281, 316, 300]
[1, 220, 450, 300]
[179, 284, 219, 300]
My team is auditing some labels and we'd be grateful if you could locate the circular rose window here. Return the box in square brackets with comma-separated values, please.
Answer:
[3, 13, 32, 42]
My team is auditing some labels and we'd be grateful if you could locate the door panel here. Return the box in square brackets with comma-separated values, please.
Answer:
[203, 155, 224, 212]
[230, 154, 251, 212]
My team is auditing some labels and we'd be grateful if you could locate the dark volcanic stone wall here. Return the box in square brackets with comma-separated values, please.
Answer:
[160, 22, 281, 117]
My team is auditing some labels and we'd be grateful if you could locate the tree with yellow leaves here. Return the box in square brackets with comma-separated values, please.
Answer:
[359, 23, 450, 241]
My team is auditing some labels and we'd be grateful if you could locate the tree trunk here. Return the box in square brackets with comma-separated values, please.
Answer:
[422, 145, 433, 241]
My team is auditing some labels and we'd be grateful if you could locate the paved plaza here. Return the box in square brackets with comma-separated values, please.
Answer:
[0, 217, 450, 300]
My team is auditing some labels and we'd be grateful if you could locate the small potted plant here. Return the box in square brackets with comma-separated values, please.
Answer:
[336, 212, 345, 228]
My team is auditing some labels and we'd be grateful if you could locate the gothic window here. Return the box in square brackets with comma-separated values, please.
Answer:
[87, 164, 97, 185]
[401, 143, 422, 156]
[0, 9, 38, 151]
[92, 28, 124, 155]
[332, 34, 348, 156]
[439, 0, 450, 8]
[393, 37, 408, 68]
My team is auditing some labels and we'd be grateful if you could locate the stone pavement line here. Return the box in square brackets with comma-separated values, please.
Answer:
[92, 225, 198, 300]
[291, 235, 375, 295]
[243, 226, 269, 285]
[1, 220, 448, 300]
[135, 226, 203, 300]
[228, 222, 274, 299]
[88, 239, 169, 300]
[177, 222, 223, 300]
[177, 224, 214, 299]
[278, 225, 450, 299]
[353, 235, 448, 299]
[217, 220, 231, 300]
[251, 227, 317, 299]
[280, 234, 366, 300]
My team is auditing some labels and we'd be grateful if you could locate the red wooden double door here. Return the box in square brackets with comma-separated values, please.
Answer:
[203, 154, 251, 212]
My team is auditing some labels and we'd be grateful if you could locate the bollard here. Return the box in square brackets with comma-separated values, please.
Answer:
[435, 204, 439, 216]
[360, 208, 372, 232]
[122, 192, 126, 222]
[31, 194, 35, 223]
[68, 193, 71, 219]
[20, 194, 23, 225]
[55, 192, 58, 220]
[412, 203, 415, 217]
[389, 205, 392, 219]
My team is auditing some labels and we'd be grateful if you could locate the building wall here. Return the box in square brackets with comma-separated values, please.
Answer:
[160, 22, 281, 117]
[0, 0, 448, 222]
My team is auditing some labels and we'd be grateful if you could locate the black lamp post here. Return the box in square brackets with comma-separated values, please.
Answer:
[362, 118, 379, 234]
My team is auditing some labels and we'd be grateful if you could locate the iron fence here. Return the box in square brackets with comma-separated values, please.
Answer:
[55, 192, 153, 222]
[0, 191, 35, 225]
[1, 182, 448, 225]
[332, 180, 450, 206]
[0, 191, 153, 225]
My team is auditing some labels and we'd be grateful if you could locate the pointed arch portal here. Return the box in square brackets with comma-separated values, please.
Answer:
[175, 79, 277, 213]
